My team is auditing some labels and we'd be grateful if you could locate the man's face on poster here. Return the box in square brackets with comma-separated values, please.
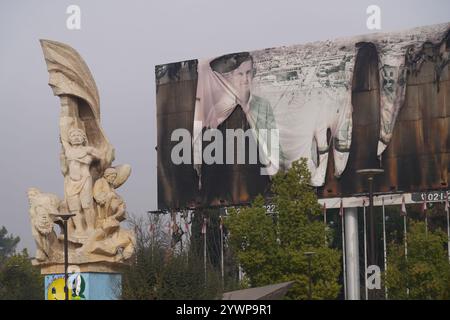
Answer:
[231, 59, 253, 105]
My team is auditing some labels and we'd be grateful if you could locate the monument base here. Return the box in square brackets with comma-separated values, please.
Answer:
[43, 263, 123, 300]
[45, 272, 122, 300]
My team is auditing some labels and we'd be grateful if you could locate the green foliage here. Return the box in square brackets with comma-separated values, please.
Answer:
[158, 252, 222, 300]
[122, 248, 222, 300]
[189, 208, 241, 292]
[225, 159, 341, 299]
[190, 208, 222, 268]
[121, 214, 223, 300]
[385, 220, 450, 299]
[0, 249, 43, 300]
[0, 227, 43, 300]
[0, 226, 20, 262]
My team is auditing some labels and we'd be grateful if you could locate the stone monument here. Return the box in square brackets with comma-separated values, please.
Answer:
[28, 39, 136, 300]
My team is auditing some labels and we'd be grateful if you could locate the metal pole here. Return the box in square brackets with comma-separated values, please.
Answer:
[368, 176, 376, 267]
[356, 169, 384, 294]
[447, 204, 450, 264]
[323, 204, 327, 246]
[220, 215, 224, 289]
[363, 203, 368, 300]
[345, 207, 360, 300]
[63, 219, 69, 301]
[382, 198, 388, 300]
[308, 257, 312, 299]
[341, 211, 347, 300]
[423, 196, 428, 237]
[403, 216, 408, 260]
[171, 211, 175, 248]
[204, 218, 207, 286]
[149, 221, 154, 263]
[185, 212, 190, 265]
[55, 213, 75, 301]
[179, 216, 183, 255]
[404, 215, 409, 297]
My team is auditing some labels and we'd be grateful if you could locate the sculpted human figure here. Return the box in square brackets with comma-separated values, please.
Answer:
[93, 167, 122, 227]
[62, 128, 102, 237]
[27, 188, 61, 262]
[84, 168, 134, 261]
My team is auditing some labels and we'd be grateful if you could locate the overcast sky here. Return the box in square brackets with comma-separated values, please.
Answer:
[1, 0, 449, 252]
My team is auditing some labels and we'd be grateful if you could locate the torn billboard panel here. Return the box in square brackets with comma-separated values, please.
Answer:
[156, 23, 450, 210]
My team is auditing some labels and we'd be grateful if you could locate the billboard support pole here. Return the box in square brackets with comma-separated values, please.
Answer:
[345, 207, 360, 300]
[340, 200, 347, 300]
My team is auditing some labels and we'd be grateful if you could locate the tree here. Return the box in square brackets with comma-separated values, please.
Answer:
[189, 208, 241, 291]
[225, 158, 342, 299]
[0, 226, 20, 262]
[0, 249, 44, 300]
[385, 220, 450, 299]
[120, 213, 223, 300]
[0, 227, 43, 300]
[158, 251, 222, 300]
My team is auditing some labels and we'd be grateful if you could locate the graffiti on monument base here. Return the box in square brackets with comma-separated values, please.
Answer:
[46, 267, 86, 300]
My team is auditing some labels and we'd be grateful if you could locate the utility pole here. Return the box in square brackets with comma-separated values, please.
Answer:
[55, 213, 76, 301]
[357, 168, 384, 300]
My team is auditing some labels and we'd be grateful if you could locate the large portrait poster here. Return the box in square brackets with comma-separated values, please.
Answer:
[156, 23, 450, 210]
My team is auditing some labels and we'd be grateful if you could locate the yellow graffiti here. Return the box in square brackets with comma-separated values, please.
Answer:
[47, 278, 73, 300]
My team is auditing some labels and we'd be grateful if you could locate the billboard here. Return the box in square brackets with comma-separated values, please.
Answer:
[156, 23, 450, 210]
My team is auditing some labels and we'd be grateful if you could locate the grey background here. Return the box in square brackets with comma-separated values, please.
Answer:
[1, 0, 449, 252]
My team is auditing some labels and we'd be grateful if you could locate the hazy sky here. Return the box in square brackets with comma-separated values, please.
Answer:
[1, 0, 449, 252]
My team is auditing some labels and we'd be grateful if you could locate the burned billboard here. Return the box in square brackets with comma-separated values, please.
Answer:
[156, 23, 450, 210]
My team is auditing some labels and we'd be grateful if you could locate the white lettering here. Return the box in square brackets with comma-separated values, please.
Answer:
[66, 5, 81, 30]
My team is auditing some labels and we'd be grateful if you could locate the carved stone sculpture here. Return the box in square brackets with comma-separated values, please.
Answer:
[28, 188, 63, 262]
[28, 39, 135, 270]
[63, 127, 102, 238]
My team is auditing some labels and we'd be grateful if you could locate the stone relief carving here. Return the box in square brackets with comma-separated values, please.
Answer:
[28, 188, 63, 262]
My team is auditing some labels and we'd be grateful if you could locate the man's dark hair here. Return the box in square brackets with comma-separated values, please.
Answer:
[210, 52, 254, 74]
